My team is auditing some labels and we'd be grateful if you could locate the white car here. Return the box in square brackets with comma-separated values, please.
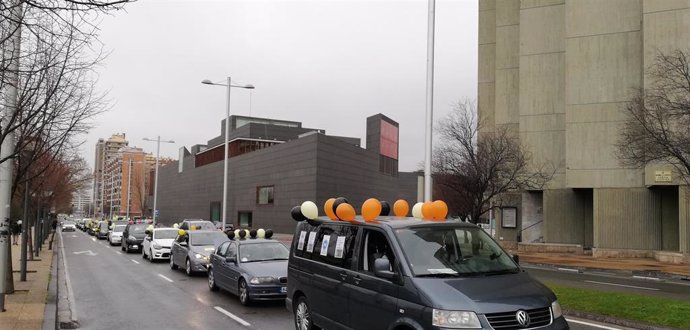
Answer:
[108, 225, 126, 246]
[142, 228, 178, 262]
[61, 221, 77, 232]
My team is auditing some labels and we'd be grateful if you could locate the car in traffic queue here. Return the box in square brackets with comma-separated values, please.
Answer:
[122, 223, 147, 253]
[142, 227, 178, 262]
[208, 233, 289, 305]
[108, 224, 127, 246]
[96, 221, 110, 240]
[170, 230, 227, 276]
[61, 221, 77, 232]
[286, 206, 568, 330]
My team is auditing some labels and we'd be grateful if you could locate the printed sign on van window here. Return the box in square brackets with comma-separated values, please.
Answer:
[320, 236, 330, 256]
[297, 231, 307, 250]
[334, 236, 346, 258]
[306, 232, 317, 253]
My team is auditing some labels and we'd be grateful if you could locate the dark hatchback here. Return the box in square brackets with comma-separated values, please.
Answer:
[122, 223, 147, 253]
[287, 217, 569, 330]
[208, 238, 289, 305]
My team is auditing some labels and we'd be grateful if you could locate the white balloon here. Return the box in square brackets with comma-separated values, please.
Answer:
[412, 202, 424, 219]
[244, 229, 250, 237]
[301, 201, 319, 220]
[257, 228, 266, 238]
[173, 223, 179, 229]
[234, 229, 240, 236]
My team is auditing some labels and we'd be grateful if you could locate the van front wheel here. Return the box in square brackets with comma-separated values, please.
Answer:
[294, 296, 317, 330]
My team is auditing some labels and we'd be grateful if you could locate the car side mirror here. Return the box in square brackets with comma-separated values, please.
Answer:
[180, 241, 188, 247]
[512, 254, 520, 265]
[374, 258, 396, 280]
[225, 256, 237, 264]
[145, 230, 151, 235]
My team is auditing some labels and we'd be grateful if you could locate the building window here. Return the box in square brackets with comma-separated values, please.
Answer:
[238, 211, 252, 228]
[256, 186, 274, 205]
[210, 201, 221, 222]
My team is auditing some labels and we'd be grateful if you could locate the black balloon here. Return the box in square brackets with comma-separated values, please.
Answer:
[306, 219, 322, 227]
[226, 231, 235, 240]
[265, 229, 274, 239]
[332, 197, 349, 217]
[249, 229, 258, 238]
[380, 201, 391, 216]
[239, 230, 247, 239]
[291, 206, 307, 222]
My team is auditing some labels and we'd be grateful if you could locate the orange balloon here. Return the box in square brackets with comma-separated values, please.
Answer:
[421, 201, 434, 220]
[336, 203, 356, 221]
[324, 198, 337, 220]
[393, 199, 409, 217]
[361, 198, 382, 221]
[431, 200, 449, 220]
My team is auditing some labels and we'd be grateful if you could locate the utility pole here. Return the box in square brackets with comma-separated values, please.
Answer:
[423, 0, 436, 202]
[0, 0, 22, 311]
[143, 136, 174, 227]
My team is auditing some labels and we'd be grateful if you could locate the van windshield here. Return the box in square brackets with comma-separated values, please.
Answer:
[395, 226, 518, 277]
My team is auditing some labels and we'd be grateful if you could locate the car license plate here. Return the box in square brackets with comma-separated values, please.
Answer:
[280, 287, 287, 293]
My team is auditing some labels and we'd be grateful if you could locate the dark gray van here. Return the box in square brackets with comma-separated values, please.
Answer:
[286, 217, 569, 330]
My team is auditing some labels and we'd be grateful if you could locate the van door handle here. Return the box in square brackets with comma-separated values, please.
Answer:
[353, 275, 361, 285]
[339, 272, 347, 281]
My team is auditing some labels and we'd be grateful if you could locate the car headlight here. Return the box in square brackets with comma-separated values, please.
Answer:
[551, 300, 563, 319]
[152, 243, 161, 249]
[432, 309, 481, 329]
[249, 276, 275, 284]
[194, 253, 208, 260]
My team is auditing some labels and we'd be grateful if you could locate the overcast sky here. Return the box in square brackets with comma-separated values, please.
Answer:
[83, 0, 478, 172]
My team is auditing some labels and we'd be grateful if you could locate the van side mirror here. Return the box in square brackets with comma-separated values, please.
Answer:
[225, 256, 237, 264]
[512, 254, 520, 265]
[374, 258, 396, 280]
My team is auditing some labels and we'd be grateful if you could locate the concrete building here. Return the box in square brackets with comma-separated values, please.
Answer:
[480, 0, 690, 261]
[93, 133, 128, 217]
[102, 147, 154, 219]
[155, 114, 420, 234]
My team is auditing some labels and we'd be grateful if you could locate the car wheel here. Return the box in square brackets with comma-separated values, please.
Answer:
[238, 279, 250, 306]
[185, 258, 193, 276]
[170, 256, 178, 270]
[208, 268, 219, 291]
[148, 249, 154, 262]
[294, 296, 314, 330]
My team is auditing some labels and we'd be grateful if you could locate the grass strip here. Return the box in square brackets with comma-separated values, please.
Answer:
[547, 283, 690, 329]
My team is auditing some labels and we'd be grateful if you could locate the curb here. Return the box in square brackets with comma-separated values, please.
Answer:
[56, 230, 79, 329]
[42, 244, 58, 330]
[564, 310, 679, 330]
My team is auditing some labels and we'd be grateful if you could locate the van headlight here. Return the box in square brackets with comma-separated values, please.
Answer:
[551, 300, 563, 319]
[432, 309, 481, 329]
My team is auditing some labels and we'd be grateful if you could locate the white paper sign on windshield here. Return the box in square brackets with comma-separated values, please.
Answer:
[297, 231, 307, 250]
[320, 236, 330, 256]
[306, 232, 317, 253]
[334, 236, 346, 258]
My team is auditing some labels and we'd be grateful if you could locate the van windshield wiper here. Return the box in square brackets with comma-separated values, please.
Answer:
[472, 269, 520, 277]
[416, 273, 462, 278]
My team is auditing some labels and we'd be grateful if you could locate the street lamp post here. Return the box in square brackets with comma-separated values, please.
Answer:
[201, 77, 254, 232]
[143, 136, 174, 226]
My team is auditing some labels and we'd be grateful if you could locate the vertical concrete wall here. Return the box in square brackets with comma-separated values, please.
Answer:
[495, 0, 520, 134]
[479, 0, 496, 133]
[544, 189, 588, 245]
[594, 188, 662, 250]
[564, 0, 643, 188]
[521, 191, 543, 243]
[679, 187, 690, 253]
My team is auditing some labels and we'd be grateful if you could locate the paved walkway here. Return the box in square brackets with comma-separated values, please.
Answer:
[0, 235, 55, 330]
[520, 252, 690, 277]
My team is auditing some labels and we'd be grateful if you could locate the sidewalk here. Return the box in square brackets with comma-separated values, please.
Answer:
[0, 236, 55, 330]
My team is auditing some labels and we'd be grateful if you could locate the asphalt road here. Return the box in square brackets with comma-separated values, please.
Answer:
[524, 265, 690, 300]
[60, 230, 635, 330]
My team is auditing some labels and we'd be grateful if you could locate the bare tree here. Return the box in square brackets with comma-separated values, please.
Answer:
[129, 167, 148, 218]
[434, 99, 552, 223]
[617, 50, 690, 184]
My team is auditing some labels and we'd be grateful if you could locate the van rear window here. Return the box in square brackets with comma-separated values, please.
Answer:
[294, 223, 358, 270]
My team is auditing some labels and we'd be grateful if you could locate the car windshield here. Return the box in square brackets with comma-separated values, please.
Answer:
[187, 221, 215, 231]
[113, 225, 126, 233]
[190, 232, 227, 246]
[64, 221, 75, 225]
[129, 224, 147, 234]
[395, 226, 518, 277]
[154, 229, 178, 239]
[239, 242, 289, 263]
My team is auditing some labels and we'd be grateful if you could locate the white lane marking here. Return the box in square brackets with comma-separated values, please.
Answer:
[558, 267, 580, 273]
[632, 275, 661, 281]
[58, 230, 79, 322]
[214, 306, 251, 327]
[566, 318, 622, 330]
[131, 259, 140, 264]
[91, 237, 96, 242]
[116, 251, 122, 255]
[584, 280, 659, 291]
[158, 274, 174, 283]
